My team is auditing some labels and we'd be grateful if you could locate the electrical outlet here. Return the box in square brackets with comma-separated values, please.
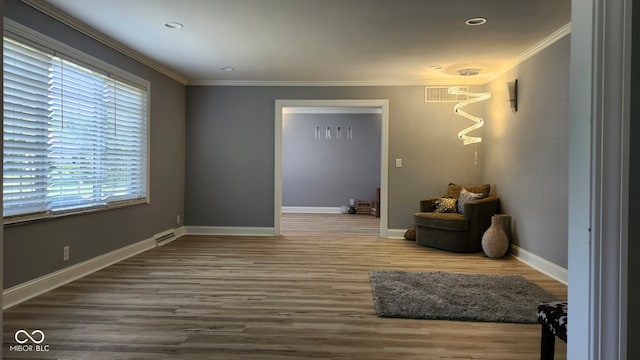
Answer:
[63, 246, 70, 261]
[177, 214, 181, 224]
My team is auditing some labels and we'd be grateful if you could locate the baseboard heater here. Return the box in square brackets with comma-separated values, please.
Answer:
[153, 229, 177, 247]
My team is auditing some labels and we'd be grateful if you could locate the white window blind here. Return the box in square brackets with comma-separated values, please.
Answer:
[3, 36, 148, 220]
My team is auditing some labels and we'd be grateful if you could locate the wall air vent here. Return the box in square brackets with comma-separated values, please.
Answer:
[424, 86, 469, 103]
[154, 229, 177, 247]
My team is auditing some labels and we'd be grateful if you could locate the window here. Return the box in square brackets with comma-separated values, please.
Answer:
[3, 30, 149, 222]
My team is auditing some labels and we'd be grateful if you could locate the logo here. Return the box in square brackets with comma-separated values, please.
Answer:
[9, 329, 50, 352]
[15, 329, 45, 344]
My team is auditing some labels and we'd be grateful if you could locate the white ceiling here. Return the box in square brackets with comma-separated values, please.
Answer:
[41, 0, 571, 86]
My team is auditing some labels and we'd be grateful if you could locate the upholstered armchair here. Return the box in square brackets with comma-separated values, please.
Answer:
[413, 183, 499, 252]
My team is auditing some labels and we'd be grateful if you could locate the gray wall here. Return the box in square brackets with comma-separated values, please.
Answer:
[283, 113, 381, 207]
[482, 35, 570, 268]
[3, 0, 186, 288]
[185, 86, 484, 229]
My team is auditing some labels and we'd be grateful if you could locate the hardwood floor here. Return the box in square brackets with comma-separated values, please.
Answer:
[3, 214, 567, 359]
[281, 213, 381, 236]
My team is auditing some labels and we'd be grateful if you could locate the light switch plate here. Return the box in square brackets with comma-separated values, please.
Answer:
[395, 158, 402, 168]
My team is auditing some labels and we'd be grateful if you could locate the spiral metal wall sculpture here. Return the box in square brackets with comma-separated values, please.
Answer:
[448, 85, 491, 145]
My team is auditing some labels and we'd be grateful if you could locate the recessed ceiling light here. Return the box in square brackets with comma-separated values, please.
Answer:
[220, 67, 234, 72]
[465, 17, 487, 26]
[164, 22, 184, 29]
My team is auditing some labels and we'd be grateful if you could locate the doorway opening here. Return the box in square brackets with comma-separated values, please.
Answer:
[274, 99, 389, 237]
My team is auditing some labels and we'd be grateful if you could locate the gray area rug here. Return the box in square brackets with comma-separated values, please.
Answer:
[369, 270, 559, 323]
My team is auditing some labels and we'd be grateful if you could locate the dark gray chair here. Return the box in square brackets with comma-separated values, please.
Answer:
[413, 183, 499, 252]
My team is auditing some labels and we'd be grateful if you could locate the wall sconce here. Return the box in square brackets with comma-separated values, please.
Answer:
[507, 79, 518, 112]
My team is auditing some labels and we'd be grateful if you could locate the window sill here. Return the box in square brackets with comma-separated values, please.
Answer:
[3, 199, 149, 228]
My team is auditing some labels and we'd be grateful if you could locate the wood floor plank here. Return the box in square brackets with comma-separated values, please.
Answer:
[3, 214, 566, 359]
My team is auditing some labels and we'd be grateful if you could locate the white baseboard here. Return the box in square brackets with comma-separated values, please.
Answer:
[3, 234, 160, 309]
[510, 244, 568, 285]
[387, 229, 408, 239]
[175, 226, 186, 238]
[282, 206, 344, 214]
[184, 226, 276, 236]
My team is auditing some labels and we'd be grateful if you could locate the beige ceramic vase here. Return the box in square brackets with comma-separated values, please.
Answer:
[481, 215, 510, 258]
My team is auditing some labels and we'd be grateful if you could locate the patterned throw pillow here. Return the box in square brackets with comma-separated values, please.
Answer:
[457, 188, 484, 214]
[434, 197, 458, 213]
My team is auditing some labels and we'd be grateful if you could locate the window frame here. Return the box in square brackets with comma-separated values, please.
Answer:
[3, 19, 151, 225]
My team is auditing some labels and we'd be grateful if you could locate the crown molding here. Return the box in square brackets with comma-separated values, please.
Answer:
[188, 78, 490, 87]
[511, 22, 572, 66]
[489, 22, 572, 83]
[20, 0, 188, 85]
[187, 79, 432, 87]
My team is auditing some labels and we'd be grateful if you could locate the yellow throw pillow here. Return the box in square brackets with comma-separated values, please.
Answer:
[434, 197, 458, 213]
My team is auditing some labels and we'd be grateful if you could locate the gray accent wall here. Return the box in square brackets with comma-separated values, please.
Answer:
[282, 113, 381, 207]
[185, 86, 484, 229]
[3, 0, 186, 288]
[482, 35, 570, 268]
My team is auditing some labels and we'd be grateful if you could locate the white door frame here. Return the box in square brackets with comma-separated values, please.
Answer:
[274, 99, 389, 237]
[569, 0, 630, 358]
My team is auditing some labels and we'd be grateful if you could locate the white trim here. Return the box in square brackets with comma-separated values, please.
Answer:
[488, 23, 572, 84]
[568, 0, 631, 358]
[379, 102, 390, 238]
[275, 101, 283, 236]
[282, 107, 383, 114]
[184, 226, 276, 237]
[386, 229, 408, 239]
[175, 226, 186, 238]
[3, 235, 157, 309]
[188, 79, 488, 87]
[568, 2, 596, 358]
[19, 0, 188, 85]
[509, 245, 568, 285]
[274, 99, 389, 238]
[282, 207, 344, 214]
[510, 23, 572, 66]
